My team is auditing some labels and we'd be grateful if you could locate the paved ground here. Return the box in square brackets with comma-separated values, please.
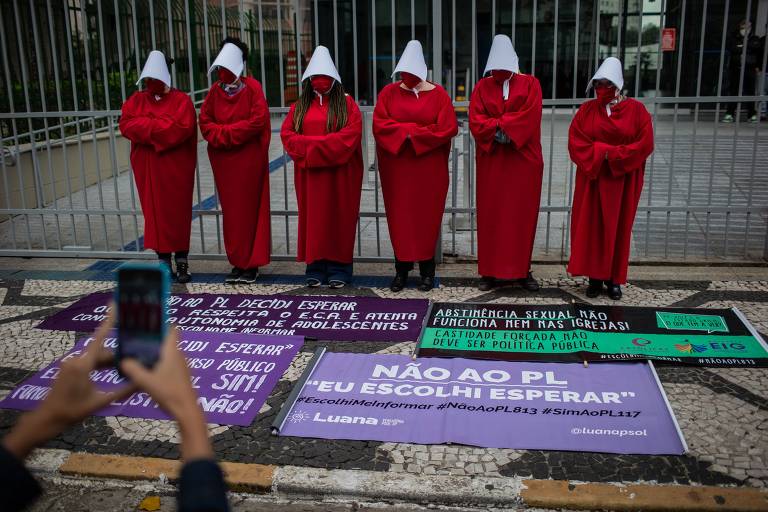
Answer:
[29, 478, 511, 512]
[1, 112, 767, 262]
[0, 258, 767, 511]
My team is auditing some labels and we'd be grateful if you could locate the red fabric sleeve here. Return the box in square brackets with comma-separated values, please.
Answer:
[199, 82, 269, 149]
[119, 94, 154, 145]
[220, 80, 270, 147]
[280, 104, 307, 162]
[468, 83, 499, 154]
[372, 88, 413, 155]
[198, 87, 225, 148]
[568, 106, 611, 180]
[149, 95, 197, 153]
[498, 77, 542, 149]
[606, 106, 654, 177]
[301, 97, 363, 168]
[409, 91, 459, 156]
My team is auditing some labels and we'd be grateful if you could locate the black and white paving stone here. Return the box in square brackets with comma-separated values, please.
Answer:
[0, 272, 766, 488]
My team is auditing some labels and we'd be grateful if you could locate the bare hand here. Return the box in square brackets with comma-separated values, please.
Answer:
[119, 326, 200, 419]
[120, 326, 213, 460]
[2, 313, 135, 460]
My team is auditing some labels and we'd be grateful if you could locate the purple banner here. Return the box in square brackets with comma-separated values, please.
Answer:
[37, 292, 428, 342]
[276, 353, 686, 454]
[1, 331, 303, 426]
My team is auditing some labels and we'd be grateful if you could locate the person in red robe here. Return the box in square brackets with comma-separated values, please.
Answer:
[119, 51, 197, 283]
[373, 40, 458, 292]
[470, 35, 543, 292]
[568, 57, 654, 300]
[280, 46, 363, 288]
[199, 38, 271, 284]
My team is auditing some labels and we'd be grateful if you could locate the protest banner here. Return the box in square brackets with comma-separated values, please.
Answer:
[273, 352, 686, 455]
[416, 303, 768, 367]
[0, 331, 303, 426]
[37, 292, 429, 342]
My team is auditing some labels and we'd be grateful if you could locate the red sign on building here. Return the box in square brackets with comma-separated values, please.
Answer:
[661, 28, 676, 52]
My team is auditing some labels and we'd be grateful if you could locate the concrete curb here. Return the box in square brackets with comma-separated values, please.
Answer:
[31, 449, 768, 511]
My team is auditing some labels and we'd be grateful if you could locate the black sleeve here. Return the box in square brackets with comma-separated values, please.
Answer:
[0, 443, 42, 511]
[178, 459, 230, 512]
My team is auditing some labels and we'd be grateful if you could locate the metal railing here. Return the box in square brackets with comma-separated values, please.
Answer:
[1, 0, 767, 263]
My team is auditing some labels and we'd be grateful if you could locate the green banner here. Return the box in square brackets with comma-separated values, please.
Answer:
[417, 304, 768, 367]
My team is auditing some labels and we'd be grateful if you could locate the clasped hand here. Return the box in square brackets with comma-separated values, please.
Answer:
[494, 127, 511, 144]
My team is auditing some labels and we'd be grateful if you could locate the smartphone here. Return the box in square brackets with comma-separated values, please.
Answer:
[115, 263, 170, 371]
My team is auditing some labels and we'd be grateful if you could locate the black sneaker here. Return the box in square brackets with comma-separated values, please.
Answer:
[390, 274, 407, 292]
[329, 280, 346, 289]
[306, 278, 322, 288]
[518, 272, 540, 292]
[225, 267, 243, 284]
[586, 278, 603, 298]
[176, 260, 192, 284]
[239, 268, 259, 284]
[418, 276, 435, 292]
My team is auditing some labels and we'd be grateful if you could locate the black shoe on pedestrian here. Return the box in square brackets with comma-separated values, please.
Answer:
[239, 268, 259, 284]
[306, 277, 322, 288]
[607, 282, 622, 301]
[225, 267, 243, 284]
[586, 278, 603, 298]
[478, 276, 496, 291]
[390, 274, 407, 292]
[329, 279, 346, 289]
[518, 272, 540, 292]
[176, 260, 192, 284]
[418, 276, 435, 292]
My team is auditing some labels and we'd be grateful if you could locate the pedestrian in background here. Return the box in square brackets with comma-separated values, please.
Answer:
[200, 38, 271, 285]
[281, 46, 363, 289]
[567, 58, 654, 300]
[469, 35, 543, 292]
[119, 51, 197, 283]
[722, 20, 764, 123]
[373, 40, 458, 293]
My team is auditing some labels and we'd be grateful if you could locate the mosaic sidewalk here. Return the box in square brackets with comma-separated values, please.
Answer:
[0, 267, 767, 491]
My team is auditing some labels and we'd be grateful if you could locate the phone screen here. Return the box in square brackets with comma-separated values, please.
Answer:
[117, 268, 165, 368]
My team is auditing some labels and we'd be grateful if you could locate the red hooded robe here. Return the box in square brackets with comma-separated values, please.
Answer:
[280, 94, 363, 264]
[119, 88, 197, 253]
[567, 97, 654, 284]
[199, 77, 271, 269]
[373, 82, 458, 262]
[469, 73, 543, 279]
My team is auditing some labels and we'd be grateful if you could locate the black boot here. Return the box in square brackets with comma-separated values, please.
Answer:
[518, 272, 540, 292]
[607, 281, 622, 300]
[586, 278, 603, 298]
[390, 273, 408, 292]
[175, 259, 192, 284]
[478, 276, 496, 291]
[418, 276, 435, 292]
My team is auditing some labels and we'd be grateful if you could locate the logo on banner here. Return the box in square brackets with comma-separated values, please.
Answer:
[674, 342, 707, 353]
[288, 410, 310, 423]
[632, 338, 652, 346]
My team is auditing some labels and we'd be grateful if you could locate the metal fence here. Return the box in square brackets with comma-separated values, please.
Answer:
[1, 0, 767, 263]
